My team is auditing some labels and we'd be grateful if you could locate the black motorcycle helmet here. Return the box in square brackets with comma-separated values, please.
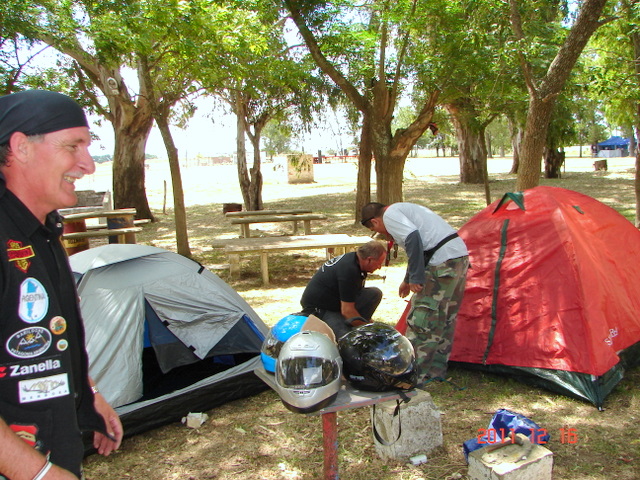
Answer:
[338, 322, 418, 391]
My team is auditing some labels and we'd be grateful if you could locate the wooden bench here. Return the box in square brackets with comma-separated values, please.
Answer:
[212, 234, 373, 285]
[229, 213, 327, 238]
[60, 208, 139, 255]
[84, 218, 151, 230]
[225, 209, 312, 218]
[62, 227, 143, 242]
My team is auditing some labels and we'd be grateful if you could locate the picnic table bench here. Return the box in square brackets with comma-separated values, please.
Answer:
[60, 208, 142, 255]
[212, 234, 372, 285]
[224, 208, 313, 218]
[229, 213, 327, 238]
[62, 227, 143, 248]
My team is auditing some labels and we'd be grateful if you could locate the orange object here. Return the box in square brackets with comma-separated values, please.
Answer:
[451, 186, 640, 407]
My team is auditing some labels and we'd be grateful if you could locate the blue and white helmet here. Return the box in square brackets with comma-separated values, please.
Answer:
[260, 314, 336, 373]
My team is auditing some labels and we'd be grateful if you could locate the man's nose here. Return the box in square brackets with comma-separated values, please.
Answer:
[80, 148, 96, 175]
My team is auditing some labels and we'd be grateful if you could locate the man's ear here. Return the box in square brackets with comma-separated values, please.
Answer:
[8, 132, 31, 163]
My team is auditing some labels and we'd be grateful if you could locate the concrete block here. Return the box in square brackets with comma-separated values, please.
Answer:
[371, 390, 443, 461]
[468, 441, 553, 480]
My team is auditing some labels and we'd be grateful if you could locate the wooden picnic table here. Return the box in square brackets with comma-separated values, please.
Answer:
[212, 234, 373, 285]
[60, 208, 140, 255]
[229, 213, 327, 238]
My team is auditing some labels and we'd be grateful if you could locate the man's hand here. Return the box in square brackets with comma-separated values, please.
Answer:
[0, 418, 79, 480]
[92, 391, 123, 456]
[399, 281, 423, 297]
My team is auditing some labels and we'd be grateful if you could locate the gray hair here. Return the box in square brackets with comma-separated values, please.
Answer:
[357, 240, 386, 260]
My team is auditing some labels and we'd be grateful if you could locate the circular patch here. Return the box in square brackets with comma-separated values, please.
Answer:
[18, 278, 49, 324]
[56, 339, 68, 352]
[49, 316, 67, 335]
[6, 327, 52, 358]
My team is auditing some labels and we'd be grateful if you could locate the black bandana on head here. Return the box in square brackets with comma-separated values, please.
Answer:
[0, 90, 89, 145]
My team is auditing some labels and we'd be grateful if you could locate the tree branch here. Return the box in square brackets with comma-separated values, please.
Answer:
[284, 0, 368, 112]
[508, 0, 537, 97]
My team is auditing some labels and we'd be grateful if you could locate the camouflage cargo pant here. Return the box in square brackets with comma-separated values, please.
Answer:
[405, 256, 469, 382]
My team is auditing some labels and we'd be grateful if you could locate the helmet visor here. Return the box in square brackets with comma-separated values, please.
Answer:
[277, 356, 340, 388]
[364, 341, 415, 375]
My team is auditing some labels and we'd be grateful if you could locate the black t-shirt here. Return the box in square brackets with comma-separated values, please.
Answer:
[300, 252, 366, 313]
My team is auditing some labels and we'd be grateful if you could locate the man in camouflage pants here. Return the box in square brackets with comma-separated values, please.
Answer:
[361, 202, 469, 382]
[405, 256, 469, 379]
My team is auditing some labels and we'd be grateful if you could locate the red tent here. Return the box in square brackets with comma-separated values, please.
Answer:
[450, 186, 640, 407]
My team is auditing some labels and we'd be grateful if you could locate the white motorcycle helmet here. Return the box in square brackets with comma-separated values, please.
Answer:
[275, 331, 342, 414]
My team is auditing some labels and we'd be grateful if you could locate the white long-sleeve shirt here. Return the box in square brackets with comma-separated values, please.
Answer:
[383, 202, 468, 284]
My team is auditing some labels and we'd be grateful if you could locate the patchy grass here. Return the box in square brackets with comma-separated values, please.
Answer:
[82, 156, 639, 480]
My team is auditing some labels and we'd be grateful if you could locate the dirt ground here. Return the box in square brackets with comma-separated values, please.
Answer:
[78, 154, 639, 480]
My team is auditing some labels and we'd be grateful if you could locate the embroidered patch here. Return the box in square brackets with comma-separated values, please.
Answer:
[7, 240, 35, 273]
[19, 373, 69, 403]
[49, 316, 67, 335]
[18, 278, 49, 324]
[6, 327, 52, 358]
[0, 357, 62, 380]
[9, 424, 39, 447]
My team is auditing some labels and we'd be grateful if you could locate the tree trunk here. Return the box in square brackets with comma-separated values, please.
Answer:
[371, 89, 438, 205]
[509, 130, 521, 174]
[374, 154, 405, 205]
[544, 146, 565, 179]
[111, 119, 154, 220]
[506, 113, 521, 176]
[515, 96, 553, 190]
[248, 134, 264, 211]
[235, 99, 251, 209]
[371, 109, 404, 205]
[446, 102, 488, 185]
[511, 0, 608, 192]
[355, 113, 373, 222]
[154, 113, 191, 257]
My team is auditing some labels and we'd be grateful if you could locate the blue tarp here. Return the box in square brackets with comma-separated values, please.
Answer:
[597, 136, 629, 149]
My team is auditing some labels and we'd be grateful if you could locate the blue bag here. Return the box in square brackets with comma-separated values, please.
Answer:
[463, 408, 550, 462]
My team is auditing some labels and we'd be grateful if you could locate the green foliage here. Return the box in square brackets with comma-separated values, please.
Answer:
[486, 116, 513, 155]
[263, 118, 294, 156]
[587, 2, 640, 133]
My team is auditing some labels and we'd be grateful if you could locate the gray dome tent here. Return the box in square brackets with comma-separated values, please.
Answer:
[70, 244, 269, 437]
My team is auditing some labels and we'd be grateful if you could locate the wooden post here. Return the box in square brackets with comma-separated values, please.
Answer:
[260, 253, 270, 285]
[322, 412, 339, 480]
[163, 180, 167, 214]
[228, 254, 240, 279]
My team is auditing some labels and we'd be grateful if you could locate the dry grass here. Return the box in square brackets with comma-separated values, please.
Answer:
[81, 154, 639, 479]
